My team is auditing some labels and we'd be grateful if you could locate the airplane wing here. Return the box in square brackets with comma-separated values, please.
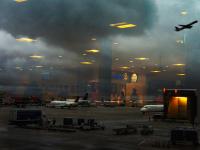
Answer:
[179, 25, 186, 27]
[178, 20, 198, 27]
[175, 20, 198, 32]
[186, 20, 198, 26]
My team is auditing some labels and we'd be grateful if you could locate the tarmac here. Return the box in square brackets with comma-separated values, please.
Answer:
[0, 106, 199, 150]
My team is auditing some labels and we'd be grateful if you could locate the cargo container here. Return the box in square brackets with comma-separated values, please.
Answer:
[9, 108, 42, 126]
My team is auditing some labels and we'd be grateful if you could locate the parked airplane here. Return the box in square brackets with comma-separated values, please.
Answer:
[140, 105, 164, 114]
[175, 20, 198, 31]
[78, 99, 92, 107]
[47, 99, 78, 108]
[47, 98, 92, 108]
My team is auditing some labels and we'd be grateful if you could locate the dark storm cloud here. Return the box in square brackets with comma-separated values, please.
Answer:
[0, 0, 157, 50]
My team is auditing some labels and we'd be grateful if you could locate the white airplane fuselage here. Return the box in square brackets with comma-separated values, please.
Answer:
[48, 99, 78, 108]
[140, 105, 164, 113]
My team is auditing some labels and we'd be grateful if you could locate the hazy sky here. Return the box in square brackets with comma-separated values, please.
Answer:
[0, 0, 199, 85]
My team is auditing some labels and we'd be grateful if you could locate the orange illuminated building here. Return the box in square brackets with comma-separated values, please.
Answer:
[163, 89, 197, 123]
[167, 97, 188, 119]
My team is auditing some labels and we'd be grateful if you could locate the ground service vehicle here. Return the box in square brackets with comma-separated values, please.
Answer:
[9, 108, 42, 126]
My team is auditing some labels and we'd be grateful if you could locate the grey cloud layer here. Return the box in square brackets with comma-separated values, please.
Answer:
[0, 0, 157, 50]
[0, 0, 200, 87]
[0, 30, 81, 85]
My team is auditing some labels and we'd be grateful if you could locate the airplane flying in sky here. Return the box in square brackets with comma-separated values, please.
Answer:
[175, 20, 198, 31]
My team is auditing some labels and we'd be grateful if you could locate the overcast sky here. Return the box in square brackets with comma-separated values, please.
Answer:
[0, 0, 199, 85]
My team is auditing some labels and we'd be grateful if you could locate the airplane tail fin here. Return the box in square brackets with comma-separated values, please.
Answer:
[175, 26, 180, 31]
[75, 96, 80, 102]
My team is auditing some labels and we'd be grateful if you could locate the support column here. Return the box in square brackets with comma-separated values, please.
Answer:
[99, 39, 112, 101]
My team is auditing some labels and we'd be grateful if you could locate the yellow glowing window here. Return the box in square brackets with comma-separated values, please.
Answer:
[168, 97, 188, 119]
[175, 97, 187, 106]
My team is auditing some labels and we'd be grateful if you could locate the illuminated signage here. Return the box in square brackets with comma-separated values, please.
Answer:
[131, 73, 138, 83]
[123, 73, 128, 81]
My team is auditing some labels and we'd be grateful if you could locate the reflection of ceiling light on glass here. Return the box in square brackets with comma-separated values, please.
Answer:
[173, 64, 185, 66]
[176, 40, 184, 44]
[86, 49, 100, 53]
[115, 58, 119, 61]
[151, 70, 161, 73]
[82, 53, 87, 56]
[58, 56, 63, 58]
[15, 67, 23, 71]
[129, 60, 134, 63]
[177, 73, 186, 76]
[15, 67, 22, 69]
[30, 55, 44, 59]
[181, 10, 188, 16]
[14, 0, 27, 3]
[16, 37, 36, 42]
[135, 57, 149, 60]
[113, 42, 119, 45]
[110, 22, 126, 27]
[117, 24, 136, 29]
[91, 38, 96, 41]
[35, 66, 43, 68]
[80, 61, 93, 65]
[120, 66, 130, 69]
[142, 66, 146, 69]
[110, 22, 136, 29]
